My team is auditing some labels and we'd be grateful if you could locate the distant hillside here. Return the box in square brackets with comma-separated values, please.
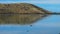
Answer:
[0, 3, 50, 24]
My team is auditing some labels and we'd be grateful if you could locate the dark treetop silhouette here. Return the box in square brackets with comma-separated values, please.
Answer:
[0, 3, 60, 25]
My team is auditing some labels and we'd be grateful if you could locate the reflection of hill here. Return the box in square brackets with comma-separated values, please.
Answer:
[0, 3, 50, 24]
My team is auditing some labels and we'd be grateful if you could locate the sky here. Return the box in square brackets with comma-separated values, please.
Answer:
[0, 0, 60, 34]
[0, 0, 60, 4]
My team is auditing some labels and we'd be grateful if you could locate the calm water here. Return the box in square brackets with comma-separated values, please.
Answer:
[0, 2, 60, 34]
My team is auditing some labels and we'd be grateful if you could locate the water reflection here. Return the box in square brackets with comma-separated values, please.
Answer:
[0, 15, 60, 34]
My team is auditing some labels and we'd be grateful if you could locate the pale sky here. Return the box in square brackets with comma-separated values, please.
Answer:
[0, 0, 60, 4]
